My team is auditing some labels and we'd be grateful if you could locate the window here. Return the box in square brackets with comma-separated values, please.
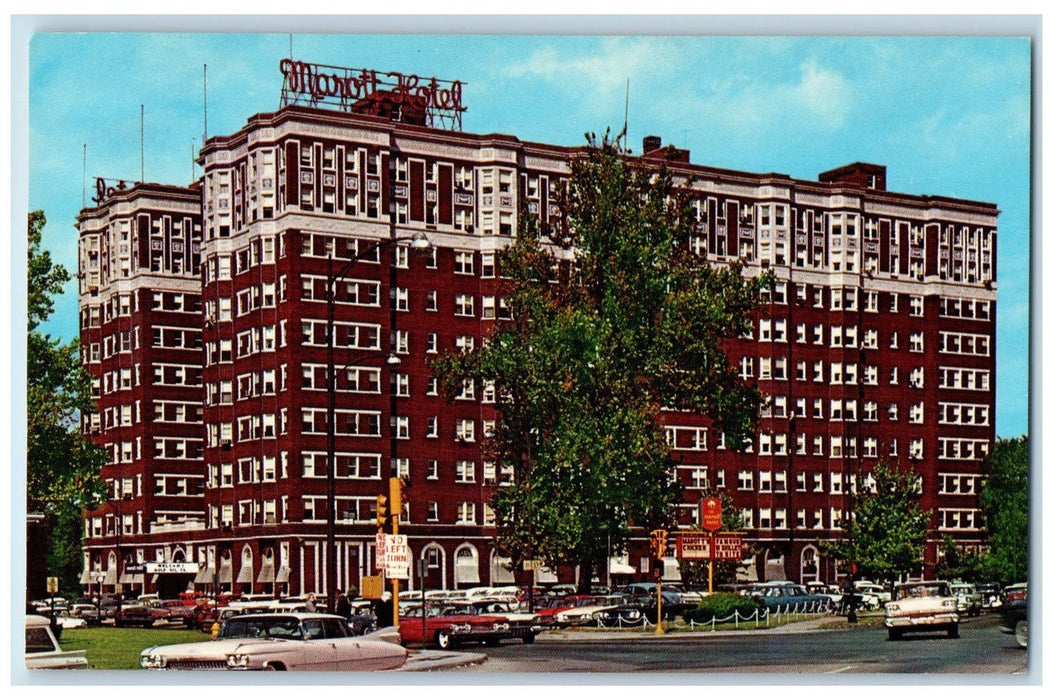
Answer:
[455, 460, 476, 483]
[454, 294, 474, 316]
[454, 251, 474, 275]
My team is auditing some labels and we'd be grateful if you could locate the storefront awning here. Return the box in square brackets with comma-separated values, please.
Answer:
[104, 568, 117, 585]
[455, 562, 480, 585]
[236, 565, 254, 584]
[256, 561, 275, 583]
[79, 569, 90, 584]
[609, 562, 636, 575]
[119, 572, 135, 584]
[219, 560, 233, 584]
[491, 557, 516, 583]
[275, 566, 291, 583]
[194, 567, 215, 584]
[535, 567, 557, 583]
[661, 557, 682, 582]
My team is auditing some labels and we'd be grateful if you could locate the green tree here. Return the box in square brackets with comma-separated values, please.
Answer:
[825, 462, 931, 585]
[978, 436, 1029, 583]
[435, 133, 766, 590]
[934, 534, 984, 582]
[27, 211, 107, 592]
[676, 489, 750, 590]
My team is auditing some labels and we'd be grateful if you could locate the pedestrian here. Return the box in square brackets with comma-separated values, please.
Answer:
[346, 585, 358, 601]
[304, 593, 317, 612]
[375, 591, 394, 628]
[335, 590, 350, 619]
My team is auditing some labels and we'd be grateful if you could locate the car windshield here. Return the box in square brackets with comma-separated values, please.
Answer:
[220, 616, 303, 640]
[897, 583, 950, 600]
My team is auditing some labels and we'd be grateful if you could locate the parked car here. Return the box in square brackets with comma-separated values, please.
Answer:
[745, 582, 830, 613]
[805, 581, 845, 610]
[115, 604, 160, 628]
[884, 580, 959, 640]
[998, 582, 1027, 648]
[548, 595, 627, 627]
[949, 582, 982, 617]
[855, 581, 892, 608]
[69, 603, 101, 626]
[141, 612, 406, 671]
[153, 599, 198, 627]
[623, 582, 691, 621]
[54, 612, 88, 630]
[348, 599, 378, 636]
[25, 614, 88, 669]
[398, 602, 541, 649]
[591, 602, 648, 627]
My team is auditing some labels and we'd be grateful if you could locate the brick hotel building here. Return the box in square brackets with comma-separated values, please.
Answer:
[78, 62, 997, 598]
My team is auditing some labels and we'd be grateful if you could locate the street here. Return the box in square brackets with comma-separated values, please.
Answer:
[447, 614, 1027, 675]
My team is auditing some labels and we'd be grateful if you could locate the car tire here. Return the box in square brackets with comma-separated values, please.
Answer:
[523, 634, 536, 644]
[947, 624, 960, 639]
[1014, 619, 1028, 648]
[887, 628, 901, 641]
[436, 631, 454, 650]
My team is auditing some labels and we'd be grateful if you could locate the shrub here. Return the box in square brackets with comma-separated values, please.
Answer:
[682, 592, 759, 623]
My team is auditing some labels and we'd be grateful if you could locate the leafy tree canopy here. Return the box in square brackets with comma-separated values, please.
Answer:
[978, 435, 1029, 584]
[27, 211, 107, 589]
[825, 462, 931, 585]
[435, 133, 767, 588]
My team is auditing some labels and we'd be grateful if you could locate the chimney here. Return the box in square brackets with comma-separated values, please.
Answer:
[643, 135, 662, 154]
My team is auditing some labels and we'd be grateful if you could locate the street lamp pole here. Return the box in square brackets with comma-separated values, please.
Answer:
[325, 232, 430, 614]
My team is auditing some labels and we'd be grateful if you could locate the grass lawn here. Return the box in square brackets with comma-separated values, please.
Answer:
[60, 626, 211, 670]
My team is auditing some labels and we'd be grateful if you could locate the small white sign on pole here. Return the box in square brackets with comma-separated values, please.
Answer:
[384, 534, 410, 580]
[375, 532, 387, 571]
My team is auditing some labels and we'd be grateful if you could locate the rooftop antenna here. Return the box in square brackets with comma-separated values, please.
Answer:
[140, 104, 145, 183]
[191, 139, 196, 182]
[203, 64, 208, 145]
[622, 78, 630, 152]
[289, 33, 293, 58]
[82, 144, 86, 209]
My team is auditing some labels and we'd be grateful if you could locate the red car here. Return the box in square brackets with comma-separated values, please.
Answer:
[398, 603, 541, 650]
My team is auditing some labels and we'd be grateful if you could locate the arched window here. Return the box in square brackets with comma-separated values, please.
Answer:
[453, 544, 480, 588]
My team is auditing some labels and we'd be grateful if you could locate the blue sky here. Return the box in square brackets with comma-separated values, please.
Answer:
[22, 27, 1032, 438]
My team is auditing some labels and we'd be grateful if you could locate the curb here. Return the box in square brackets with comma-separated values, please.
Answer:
[399, 649, 488, 672]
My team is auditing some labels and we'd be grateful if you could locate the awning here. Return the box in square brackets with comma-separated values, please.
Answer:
[455, 564, 480, 584]
[119, 572, 135, 584]
[661, 557, 682, 582]
[256, 560, 275, 583]
[608, 557, 636, 575]
[79, 569, 90, 585]
[275, 566, 291, 583]
[104, 568, 117, 585]
[236, 564, 254, 584]
[535, 567, 557, 583]
[218, 560, 233, 584]
[194, 566, 215, 584]
[491, 557, 516, 583]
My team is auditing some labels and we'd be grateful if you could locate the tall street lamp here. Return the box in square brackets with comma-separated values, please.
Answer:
[325, 230, 430, 614]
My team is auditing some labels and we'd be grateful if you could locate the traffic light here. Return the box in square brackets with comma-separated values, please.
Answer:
[649, 529, 668, 559]
[376, 495, 388, 529]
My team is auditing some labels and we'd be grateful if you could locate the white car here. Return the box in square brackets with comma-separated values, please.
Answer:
[884, 580, 960, 640]
[141, 612, 407, 671]
[25, 615, 88, 669]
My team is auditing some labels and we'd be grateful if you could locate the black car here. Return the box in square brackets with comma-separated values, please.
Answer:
[998, 583, 1027, 648]
[348, 600, 377, 635]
